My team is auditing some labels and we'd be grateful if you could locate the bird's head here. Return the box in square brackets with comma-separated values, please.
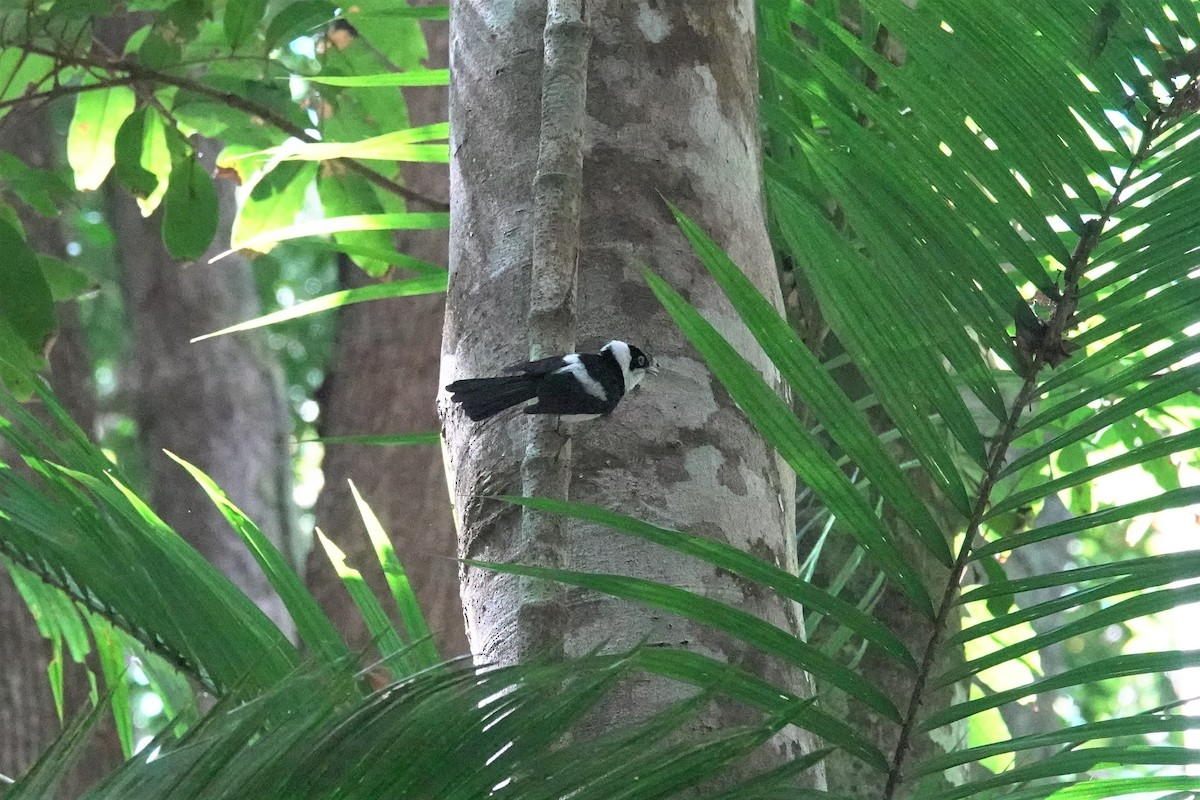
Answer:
[603, 340, 657, 391]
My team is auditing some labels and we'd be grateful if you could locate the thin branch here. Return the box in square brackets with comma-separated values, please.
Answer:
[9, 42, 448, 211]
[0, 76, 138, 113]
[881, 73, 1196, 797]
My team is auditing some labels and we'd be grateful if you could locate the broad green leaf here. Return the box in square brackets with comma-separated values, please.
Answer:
[161, 156, 219, 260]
[0, 314, 48, 399]
[224, 0, 268, 49]
[264, 0, 335, 48]
[501, 495, 917, 669]
[0, 152, 73, 217]
[230, 161, 318, 250]
[342, 0, 429, 69]
[67, 84, 136, 190]
[191, 273, 447, 342]
[0, 219, 55, 354]
[112, 108, 158, 198]
[311, 172, 407, 275]
[166, 452, 350, 670]
[645, 268, 934, 615]
[669, 204, 952, 565]
[468, 559, 903, 722]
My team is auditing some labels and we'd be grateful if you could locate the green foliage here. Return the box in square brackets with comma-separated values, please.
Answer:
[0, 388, 818, 799]
[0, 0, 449, 361]
[0, 0, 1198, 797]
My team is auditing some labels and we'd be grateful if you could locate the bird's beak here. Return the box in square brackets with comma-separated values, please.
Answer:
[648, 365, 660, 376]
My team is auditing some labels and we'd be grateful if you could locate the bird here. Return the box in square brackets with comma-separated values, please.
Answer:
[446, 340, 656, 422]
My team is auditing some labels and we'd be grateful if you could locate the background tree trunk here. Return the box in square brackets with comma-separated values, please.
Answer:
[112, 143, 296, 636]
[0, 105, 124, 795]
[306, 15, 469, 658]
[443, 0, 817, 775]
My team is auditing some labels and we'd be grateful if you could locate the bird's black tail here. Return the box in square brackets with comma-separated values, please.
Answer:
[446, 375, 539, 421]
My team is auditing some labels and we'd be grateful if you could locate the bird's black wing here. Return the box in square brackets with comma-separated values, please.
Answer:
[524, 366, 616, 416]
[503, 355, 570, 376]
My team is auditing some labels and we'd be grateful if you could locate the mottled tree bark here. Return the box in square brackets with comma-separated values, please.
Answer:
[443, 0, 816, 774]
[0, 105, 123, 795]
[306, 16, 469, 658]
[113, 144, 296, 636]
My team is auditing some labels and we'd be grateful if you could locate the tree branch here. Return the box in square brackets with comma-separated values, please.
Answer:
[0, 76, 138, 113]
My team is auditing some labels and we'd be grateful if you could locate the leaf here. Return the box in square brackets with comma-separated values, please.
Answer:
[468, 558, 904, 723]
[0, 387, 298, 693]
[113, 108, 159, 198]
[218, 210, 448, 268]
[161, 156, 219, 260]
[501, 495, 916, 669]
[315, 529, 410, 677]
[224, 0, 267, 49]
[975, 486, 1200, 558]
[0, 219, 55, 354]
[632, 648, 887, 771]
[669, 203, 952, 565]
[264, 0, 336, 48]
[349, 482, 440, 670]
[165, 451, 350, 670]
[1004, 364, 1200, 477]
[990, 427, 1200, 517]
[134, 107, 173, 214]
[306, 70, 451, 87]
[914, 713, 1200, 776]
[230, 161, 318, 251]
[312, 172, 401, 276]
[66, 84, 136, 190]
[234, 125, 449, 163]
[921, 650, 1200, 730]
[644, 267, 935, 616]
[942, 583, 1200, 685]
[190, 273, 447, 342]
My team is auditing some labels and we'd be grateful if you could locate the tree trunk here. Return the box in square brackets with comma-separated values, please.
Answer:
[443, 0, 816, 773]
[112, 143, 296, 636]
[0, 104, 124, 795]
[306, 15, 469, 658]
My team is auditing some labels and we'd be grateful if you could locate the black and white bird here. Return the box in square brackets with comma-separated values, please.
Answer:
[446, 340, 656, 422]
